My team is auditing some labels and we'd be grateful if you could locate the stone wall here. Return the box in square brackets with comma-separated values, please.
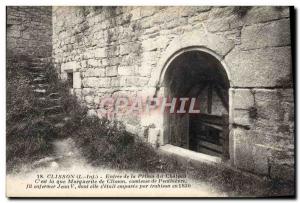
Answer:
[52, 6, 294, 180]
[7, 6, 52, 61]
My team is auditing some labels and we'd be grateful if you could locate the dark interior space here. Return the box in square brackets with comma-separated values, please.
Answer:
[164, 50, 230, 158]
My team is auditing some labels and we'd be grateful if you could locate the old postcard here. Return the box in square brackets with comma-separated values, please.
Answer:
[6, 6, 295, 197]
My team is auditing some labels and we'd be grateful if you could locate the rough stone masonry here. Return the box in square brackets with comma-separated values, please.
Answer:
[7, 6, 294, 181]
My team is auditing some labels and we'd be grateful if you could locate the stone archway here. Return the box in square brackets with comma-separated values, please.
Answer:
[161, 49, 231, 159]
[146, 44, 233, 160]
[143, 31, 235, 160]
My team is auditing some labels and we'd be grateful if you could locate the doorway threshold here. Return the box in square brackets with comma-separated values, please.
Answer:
[159, 144, 222, 165]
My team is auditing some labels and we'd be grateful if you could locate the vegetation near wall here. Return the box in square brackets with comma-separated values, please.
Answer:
[6, 57, 183, 173]
[7, 56, 55, 171]
[6, 57, 294, 196]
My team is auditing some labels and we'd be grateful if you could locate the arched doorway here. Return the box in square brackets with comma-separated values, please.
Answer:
[161, 49, 230, 159]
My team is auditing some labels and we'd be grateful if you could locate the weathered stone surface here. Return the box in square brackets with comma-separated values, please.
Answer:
[254, 89, 283, 122]
[232, 89, 254, 109]
[7, 6, 52, 59]
[179, 6, 211, 17]
[82, 77, 110, 88]
[50, 6, 294, 181]
[85, 95, 94, 104]
[73, 72, 81, 88]
[241, 19, 291, 50]
[270, 161, 294, 181]
[137, 65, 152, 77]
[243, 6, 290, 25]
[206, 17, 231, 32]
[142, 36, 169, 51]
[83, 68, 105, 77]
[225, 46, 292, 87]
[88, 59, 101, 67]
[82, 88, 95, 96]
[233, 128, 255, 171]
[233, 109, 251, 126]
[148, 128, 160, 146]
[118, 66, 134, 76]
[94, 47, 106, 58]
[253, 144, 271, 175]
[61, 61, 81, 71]
[105, 66, 118, 76]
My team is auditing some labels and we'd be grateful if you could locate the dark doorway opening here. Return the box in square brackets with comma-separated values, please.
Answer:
[163, 50, 230, 159]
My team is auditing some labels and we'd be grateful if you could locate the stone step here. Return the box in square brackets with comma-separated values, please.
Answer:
[44, 105, 63, 115]
[48, 98, 62, 105]
[54, 122, 66, 128]
[40, 98, 61, 107]
[63, 116, 71, 122]
[47, 113, 65, 121]
[30, 62, 48, 66]
[47, 116, 71, 124]
[49, 97, 61, 102]
[32, 72, 46, 77]
[33, 77, 47, 82]
[32, 57, 52, 63]
[30, 80, 47, 85]
[31, 84, 49, 89]
[33, 89, 47, 93]
[48, 92, 60, 99]
[28, 66, 45, 72]
[33, 91, 47, 97]
[38, 97, 46, 101]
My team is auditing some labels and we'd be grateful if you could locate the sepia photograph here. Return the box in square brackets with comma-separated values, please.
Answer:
[6, 5, 295, 198]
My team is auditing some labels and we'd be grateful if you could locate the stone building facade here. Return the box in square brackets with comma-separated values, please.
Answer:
[7, 6, 52, 60]
[7, 6, 294, 181]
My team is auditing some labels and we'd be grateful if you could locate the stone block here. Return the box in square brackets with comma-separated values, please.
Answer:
[82, 88, 95, 96]
[80, 60, 88, 68]
[206, 17, 231, 32]
[137, 65, 152, 77]
[82, 77, 110, 88]
[106, 66, 118, 76]
[73, 72, 81, 88]
[87, 109, 97, 117]
[179, 6, 211, 17]
[142, 51, 157, 66]
[84, 50, 95, 59]
[241, 19, 290, 50]
[253, 144, 271, 175]
[82, 77, 97, 88]
[243, 6, 290, 25]
[94, 47, 106, 58]
[88, 59, 100, 67]
[83, 68, 105, 77]
[130, 8, 141, 21]
[254, 89, 283, 122]
[142, 36, 169, 51]
[140, 6, 157, 17]
[233, 128, 255, 172]
[120, 43, 141, 56]
[61, 61, 81, 71]
[148, 128, 160, 146]
[233, 109, 252, 126]
[225, 47, 292, 87]
[118, 66, 135, 76]
[232, 89, 255, 109]
[97, 78, 111, 87]
[85, 95, 94, 104]
[111, 77, 120, 87]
